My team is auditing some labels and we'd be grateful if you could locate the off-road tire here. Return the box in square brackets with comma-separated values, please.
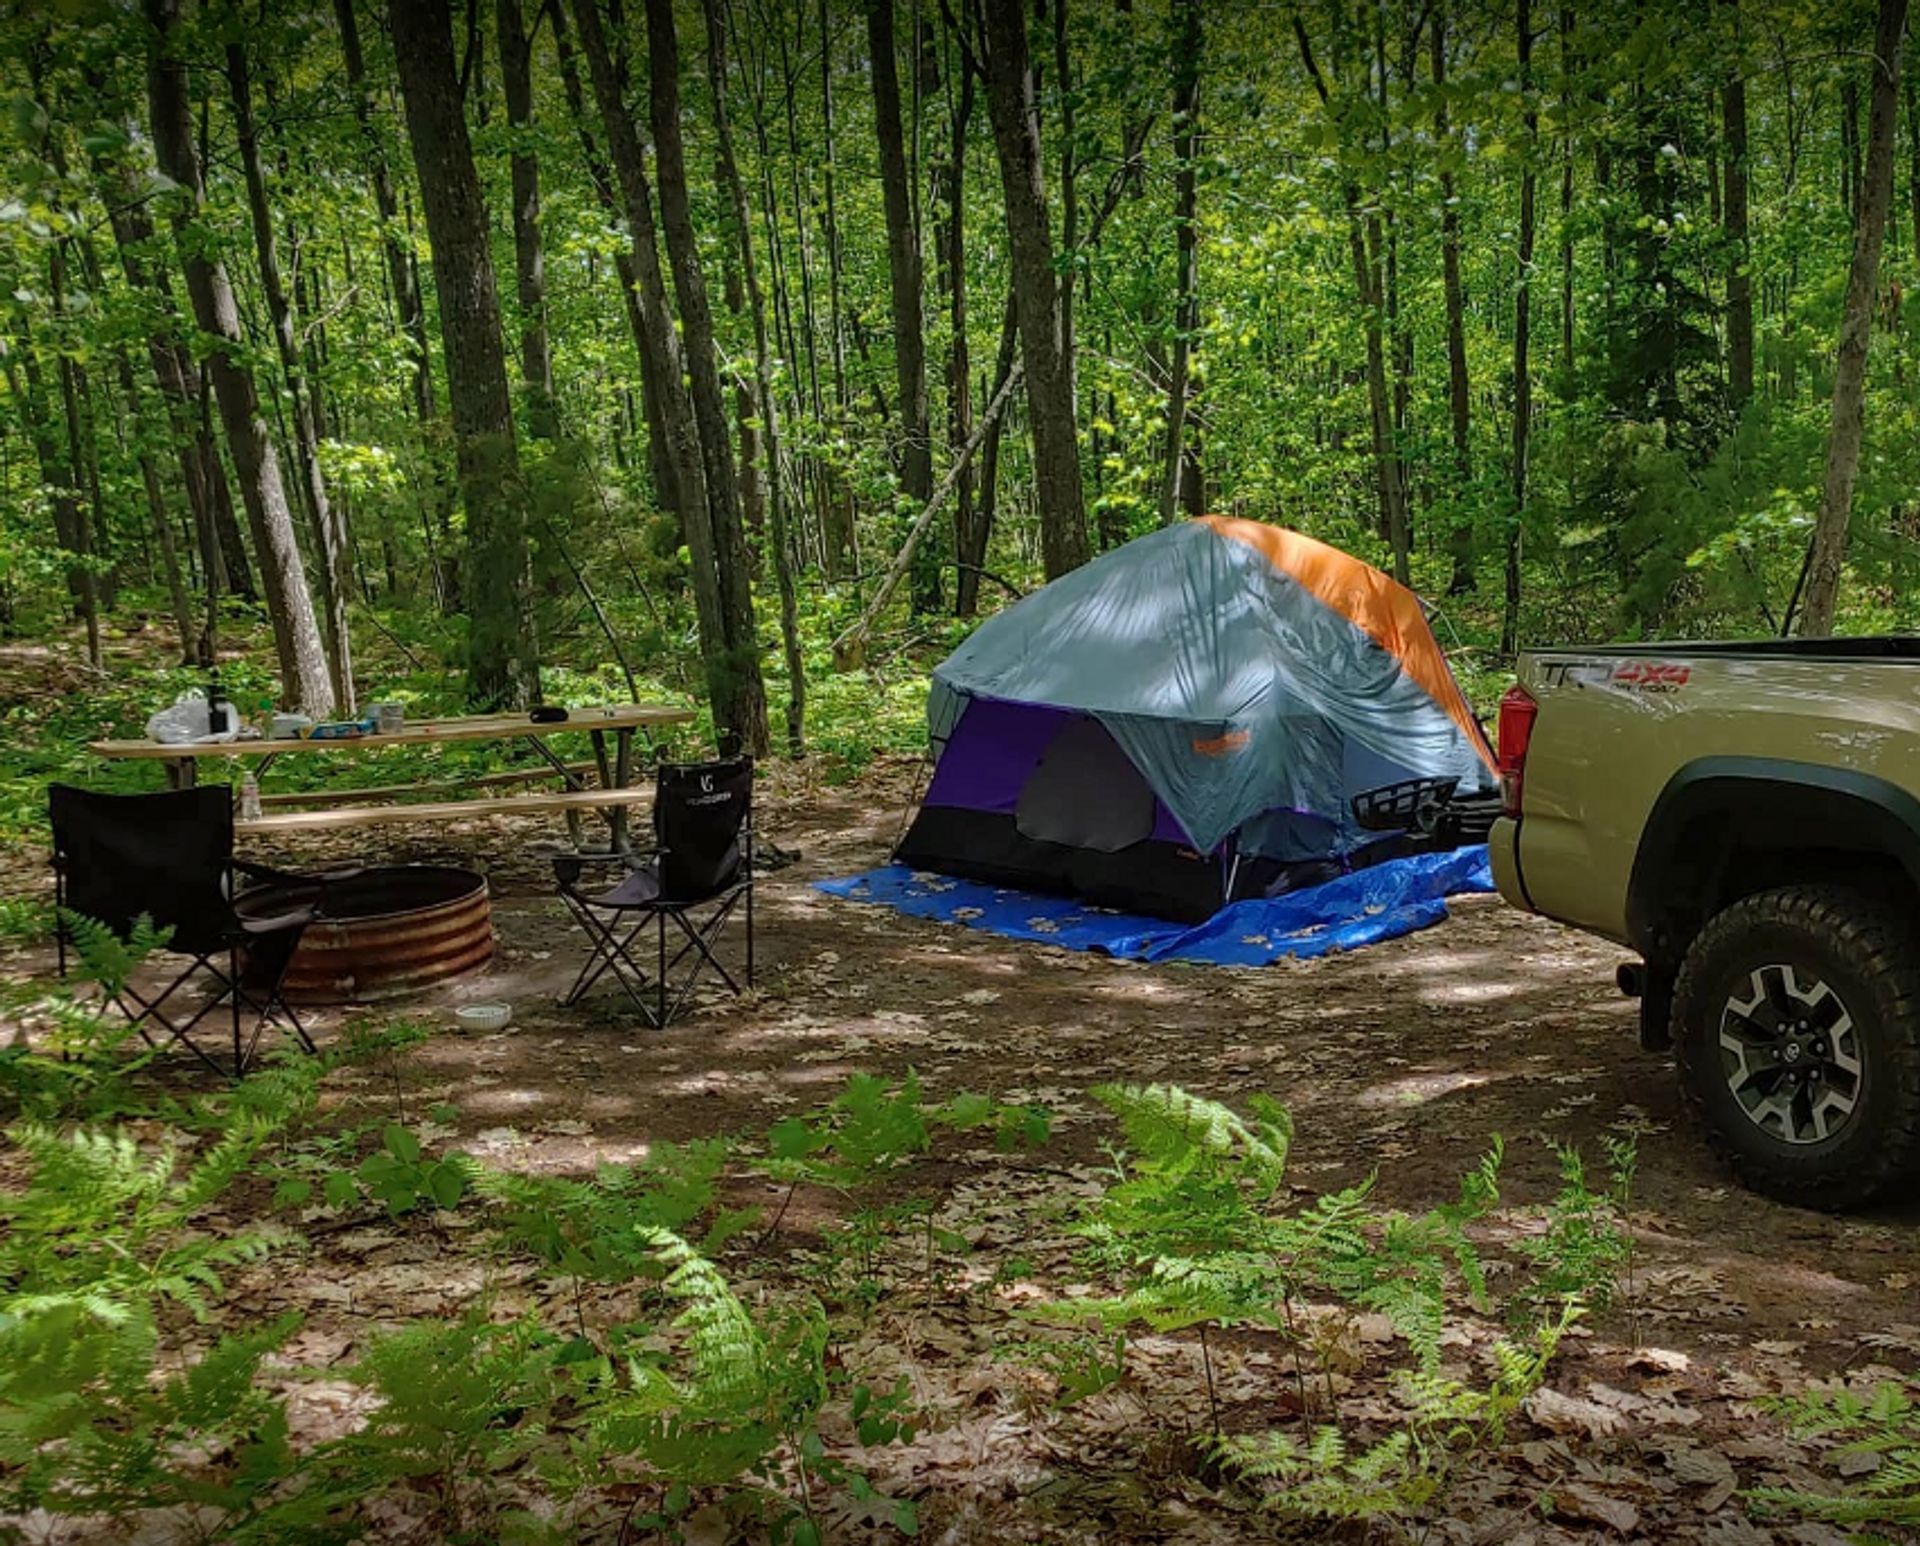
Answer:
[1672, 884, 1920, 1211]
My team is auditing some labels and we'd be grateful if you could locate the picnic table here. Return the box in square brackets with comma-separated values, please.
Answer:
[88, 703, 696, 853]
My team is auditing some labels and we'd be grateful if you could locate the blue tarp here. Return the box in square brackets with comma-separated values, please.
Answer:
[815, 845, 1494, 967]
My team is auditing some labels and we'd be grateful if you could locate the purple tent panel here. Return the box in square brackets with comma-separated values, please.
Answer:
[923, 697, 1197, 847]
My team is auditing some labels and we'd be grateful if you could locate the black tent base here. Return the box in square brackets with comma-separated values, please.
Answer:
[895, 806, 1443, 926]
[895, 807, 1228, 923]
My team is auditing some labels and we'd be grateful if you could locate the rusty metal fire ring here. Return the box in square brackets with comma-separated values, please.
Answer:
[237, 864, 494, 1004]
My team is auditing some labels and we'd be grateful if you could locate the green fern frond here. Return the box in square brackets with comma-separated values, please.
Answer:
[1091, 1083, 1291, 1198]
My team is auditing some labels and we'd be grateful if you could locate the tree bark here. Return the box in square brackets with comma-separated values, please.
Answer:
[569, 0, 744, 740]
[336, 0, 458, 607]
[939, 0, 980, 613]
[704, 0, 806, 755]
[497, 0, 557, 439]
[1723, 0, 1754, 409]
[228, 43, 355, 711]
[387, 0, 539, 706]
[1294, 17, 1406, 582]
[868, 0, 938, 610]
[1436, 11, 1474, 594]
[1505, 0, 1538, 657]
[114, 343, 197, 662]
[11, 305, 100, 668]
[981, 0, 1089, 578]
[1557, 6, 1575, 373]
[1800, 0, 1909, 636]
[1157, 0, 1201, 530]
[147, 0, 332, 715]
[549, 1, 680, 512]
[644, 0, 770, 755]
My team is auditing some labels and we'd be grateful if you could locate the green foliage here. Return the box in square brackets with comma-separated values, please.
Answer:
[475, 1136, 743, 1282]
[1510, 1138, 1635, 1317]
[762, 1070, 934, 1190]
[0, 1110, 298, 1538]
[317, 1311, 562, 1539]
[1751, 1377, 1920, 1531]
[352, 1122, 470, 1217]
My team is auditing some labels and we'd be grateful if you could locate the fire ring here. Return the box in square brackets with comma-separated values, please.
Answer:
[236, 865, 494, 1004]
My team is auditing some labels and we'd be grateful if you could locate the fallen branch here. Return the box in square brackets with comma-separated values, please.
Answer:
[831, 359, 1024, 670]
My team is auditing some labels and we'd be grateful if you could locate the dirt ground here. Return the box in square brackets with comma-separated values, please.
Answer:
[9, 758, 1920, 1544]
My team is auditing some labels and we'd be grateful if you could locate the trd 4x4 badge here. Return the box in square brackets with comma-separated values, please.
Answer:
[1537, 658, 1692, 692]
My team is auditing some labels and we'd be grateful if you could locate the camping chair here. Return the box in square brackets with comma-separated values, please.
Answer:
[49, 785, 335, 1078]
[553, 754, 754, 1024]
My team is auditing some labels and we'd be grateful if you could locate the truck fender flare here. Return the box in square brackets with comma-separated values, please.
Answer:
[1625, 756, 1920, 959]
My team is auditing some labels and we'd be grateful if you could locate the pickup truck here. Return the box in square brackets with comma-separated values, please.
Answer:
[1490, 638, 1920, 1210]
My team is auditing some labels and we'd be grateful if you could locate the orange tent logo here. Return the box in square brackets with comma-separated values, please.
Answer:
[1192, 729, 1250, 757]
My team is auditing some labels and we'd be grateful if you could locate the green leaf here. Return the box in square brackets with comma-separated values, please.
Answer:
[383, 1124, 421, 1164]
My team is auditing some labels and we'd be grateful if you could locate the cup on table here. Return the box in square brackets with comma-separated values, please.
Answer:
[372, 702, 405, 735]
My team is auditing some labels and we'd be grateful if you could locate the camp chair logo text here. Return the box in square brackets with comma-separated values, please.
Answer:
[1191, 729, 1250, 757]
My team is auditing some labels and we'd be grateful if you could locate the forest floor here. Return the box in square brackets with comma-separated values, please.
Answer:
[4, 643, 1918, 1544]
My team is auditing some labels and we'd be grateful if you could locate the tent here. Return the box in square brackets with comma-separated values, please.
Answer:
[894, 516, 1496, 922]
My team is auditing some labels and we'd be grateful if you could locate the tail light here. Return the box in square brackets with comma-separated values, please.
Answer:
[1497, 686, 1538, 818]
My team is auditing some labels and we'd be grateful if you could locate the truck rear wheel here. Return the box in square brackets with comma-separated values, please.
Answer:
[1672, 884, 1920, 1210]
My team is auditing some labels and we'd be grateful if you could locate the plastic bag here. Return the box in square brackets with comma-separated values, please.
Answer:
[146, 692, 211, 745]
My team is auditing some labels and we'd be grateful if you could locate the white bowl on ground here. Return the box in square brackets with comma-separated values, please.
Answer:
[454, 1003, 513, 1032]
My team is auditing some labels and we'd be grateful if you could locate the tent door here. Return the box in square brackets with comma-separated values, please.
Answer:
[1015, 717, 1156, 853]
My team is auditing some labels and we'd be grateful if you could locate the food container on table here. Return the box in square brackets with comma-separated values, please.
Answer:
[271, 713, 314, 740]
[372, 702, 406, 734]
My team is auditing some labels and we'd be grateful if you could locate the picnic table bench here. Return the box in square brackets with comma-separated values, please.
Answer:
[88, 703, 696, 853]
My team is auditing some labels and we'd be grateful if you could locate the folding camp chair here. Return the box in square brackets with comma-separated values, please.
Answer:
[49, 785, 335, 1078]
[553, 754, 754, 1025]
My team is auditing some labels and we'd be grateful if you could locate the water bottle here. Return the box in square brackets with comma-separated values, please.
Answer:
[239, 771, 262, 822]
[206, 667, 231, 735]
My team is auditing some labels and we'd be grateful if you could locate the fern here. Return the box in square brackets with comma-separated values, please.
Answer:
[761, 1070, 932, 1191]
[1210, 1426, 1434, 1519]
[1511, 1142, 1632, 1317]
[1092, 1082, 1291, 1199]
[1750, 1377, 1920, 1528]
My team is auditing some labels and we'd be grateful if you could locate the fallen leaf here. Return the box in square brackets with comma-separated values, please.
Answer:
[1551, 1481, 1639, 1533]
[1525, 1387, 1629, 1440]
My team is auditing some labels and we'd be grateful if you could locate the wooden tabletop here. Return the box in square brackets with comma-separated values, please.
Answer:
[89, 703, 695, 761]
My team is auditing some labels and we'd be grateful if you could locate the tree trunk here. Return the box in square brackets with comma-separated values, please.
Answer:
[819, 0, 852, 416]
[1557, 6, 1575, 373]
[970, 300, 1020, 604]
[704, 0, 805, 755]
[115, 345, 197, 662]
[1800, 0, 1909, 636]
[388, 0, 539, 706]
[13, 307, 100, 668]
[940, 0, 980, 613]
[1295, 14, 1406, 582]
[550, 1, 681, 513]
[336, 0, 458, 609]
[147, 0, 332, 715]
[569, 0, 742, 739]
[644, 0, 770, 755]
[228, 43, 355, 711]
[497, 0, 557, 439]
[1504, 0, 1538, 657]
[868, 0, 938, 610]
[1723, 0, 1754, 409]
[981, 0, 1090, 579]
[1436, 11, 1474, 594]
[1157, 0, 1201, 530]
